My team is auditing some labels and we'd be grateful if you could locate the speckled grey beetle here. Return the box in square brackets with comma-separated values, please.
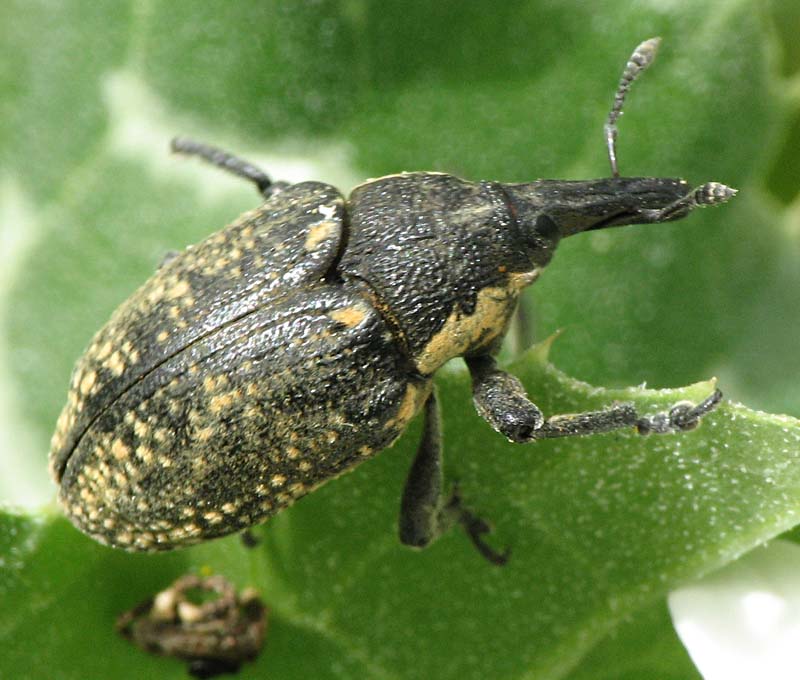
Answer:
[50, 38, 734, 564]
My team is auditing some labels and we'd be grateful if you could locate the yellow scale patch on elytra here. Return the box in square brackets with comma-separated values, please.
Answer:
[153, 427, 170, 443]
[111, 439, 130, 461]
[95, 340, 113, 361]
[166, 278, 190, 300]
[289, 482, 307, 497]
[209, 389, 241, 415]
[243, 404, 261, 420]
[304, 219, 337, 251]
[328, 304, 368, 329]
[147, 282, 167, 304]
[115, 531, 133, 546]
[79, 370, 97, 396]
[50, 404, 75, 458]
[203, 374, 229, 393]
[135, 445, 153, 465]
[195, 426, 215, 442]
[105, 350, 126, 377]
[133, 419, 150, 438]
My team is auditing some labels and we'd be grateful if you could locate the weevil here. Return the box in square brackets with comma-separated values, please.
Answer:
[50, 38, 734, 564]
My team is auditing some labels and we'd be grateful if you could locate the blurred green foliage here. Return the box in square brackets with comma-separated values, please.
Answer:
[1, 1, 799, 678]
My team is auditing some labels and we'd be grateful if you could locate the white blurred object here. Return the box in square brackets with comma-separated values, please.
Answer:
[0, 178, 47, 508]
[670, 539, 800, 680]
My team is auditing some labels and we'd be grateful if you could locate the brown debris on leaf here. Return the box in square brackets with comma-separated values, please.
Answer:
[116, 573, 268, 678]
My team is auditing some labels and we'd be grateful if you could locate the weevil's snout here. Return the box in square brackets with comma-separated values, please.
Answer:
[503, 177, 736, 243]
[574, 178, 736, 234]
[571, 177, 699, 234]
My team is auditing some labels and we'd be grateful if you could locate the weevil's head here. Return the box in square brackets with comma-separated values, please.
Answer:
[501, 176, 735, 266]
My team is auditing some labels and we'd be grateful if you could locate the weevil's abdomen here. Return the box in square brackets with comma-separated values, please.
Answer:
[56, 284, 429, 551]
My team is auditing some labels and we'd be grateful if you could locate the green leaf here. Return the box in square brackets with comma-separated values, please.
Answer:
[3, 355, 800, 679]
[565, 600, 703, 680]
[2, 0, 799, 678]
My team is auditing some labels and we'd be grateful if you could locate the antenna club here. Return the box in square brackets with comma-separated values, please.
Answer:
[695, 182, 738, 206]
[633, 37, 662, 67]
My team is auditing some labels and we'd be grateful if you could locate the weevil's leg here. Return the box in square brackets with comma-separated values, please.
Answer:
[605, 37, 661, 177]
[635, 388, 723, 435]
[240, 529, 260, 549]
[399, 389, 509, 566]
[399, 390, 447, 550]
[467, 355, 722, 440]
[467, 355, 544, 442]
[170, 137, 289, 199]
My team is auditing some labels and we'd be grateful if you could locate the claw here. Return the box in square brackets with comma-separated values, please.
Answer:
[459, 510, 510, 566]
[636, 389, 723, 435]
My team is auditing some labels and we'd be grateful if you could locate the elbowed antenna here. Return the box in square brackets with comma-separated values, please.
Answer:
[502, 177, 737, 239]
[647, 181, 737, 222]
[605, 37, 661, 178]
[499, 37, 738, 240]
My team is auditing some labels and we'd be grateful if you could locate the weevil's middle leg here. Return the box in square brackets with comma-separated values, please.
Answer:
[399, 389, 509, 566]
[170, 137, 289, 199]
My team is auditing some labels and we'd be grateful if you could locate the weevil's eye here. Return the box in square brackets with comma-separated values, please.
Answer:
[534, 214, 559, 240]
[518, 213, 561, 267]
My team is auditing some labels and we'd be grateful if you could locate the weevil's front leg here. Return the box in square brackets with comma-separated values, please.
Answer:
[634, 389, 722, 434]
[466, 355, 545, 442]
[170, 137, 289, 199]
[466, 355, 722, 441]
[399, 389, 509, 566]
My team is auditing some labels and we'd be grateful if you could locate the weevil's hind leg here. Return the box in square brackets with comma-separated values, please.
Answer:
[467, 354, 722, 440]
[447, 489, 511, 566]
[399, 389, 509, 566]
[170, 137, 289, 200]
